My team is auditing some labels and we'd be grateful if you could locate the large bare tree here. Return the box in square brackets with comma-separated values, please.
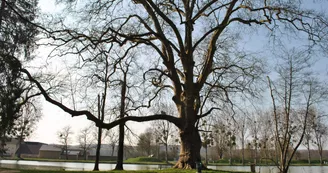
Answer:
[17, 0, 328, 169]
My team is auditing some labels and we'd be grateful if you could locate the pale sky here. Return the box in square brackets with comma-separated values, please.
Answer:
[28, 0, 151, 145]
[28, 0, 328, 147]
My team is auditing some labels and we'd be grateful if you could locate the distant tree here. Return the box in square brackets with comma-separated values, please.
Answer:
[312, 117, 328, 165]
[248, 116, 261, 165]
[235, 112, 249, 165]
[137, 128, 154, 157]
[151, 102, 177, 163]
[103, 127, 119, 157]
[302, 108, 316, 164]
[212, 121, 228, 160]
[77, 125, 94, 160]
[199, 117, 214, 165]
[226, 130, 236, 166]
[57, 125, 73, 160]
[15, 99, 42, 158]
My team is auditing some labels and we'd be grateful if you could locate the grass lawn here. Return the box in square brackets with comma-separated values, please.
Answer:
[12, 169, 251, 173]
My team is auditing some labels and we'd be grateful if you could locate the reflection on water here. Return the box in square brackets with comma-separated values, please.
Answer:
[208, 165, 328, 173]
[0, 160, 171, 171]
[0, 160, 327, 172]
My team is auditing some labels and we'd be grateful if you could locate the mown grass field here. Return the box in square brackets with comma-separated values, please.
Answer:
[4, 169, 250, 173]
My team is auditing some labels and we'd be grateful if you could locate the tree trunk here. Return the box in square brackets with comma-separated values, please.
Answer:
[157, 144, 160, 159]
[165, 143, 168, 163]
[111, 144, 115, 156]
[93, 126, 102, 171]
[65, 148, 68, 160]
[205, 146, 208, 165]
[173, 126, 202, 169]
[307, 148, 311, 164]
[16, 140, 22, 159]
[115, 123, 124, 170]
[254, 147, 257, 165]
[319, 147, 323, 165]
[115, 70, 127, 170]
[94, 94, 104, 171]
[241, 141, 245, 165]
[229, 146, 232, 165]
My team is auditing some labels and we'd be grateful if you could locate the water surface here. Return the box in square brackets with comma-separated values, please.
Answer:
[0, 160, 327, 173]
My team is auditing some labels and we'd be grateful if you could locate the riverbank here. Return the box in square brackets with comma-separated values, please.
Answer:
[4, 157, 171, 165]
[6, 157, 327, 167]
[0, 168, 251, 173]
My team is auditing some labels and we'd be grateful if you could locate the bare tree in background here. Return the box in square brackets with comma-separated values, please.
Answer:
[235, 112, 248, 165]
[199, 116, 214, 165]
[15, 98, 42, 158]
[77, 125, 94, 160]
[257, 110, 275, 164]
[137, 128, 155, 157]
[57, 125, 73, 160]
[151, 102, 177, 163]
[103, 127, 119, 157]
[312, 114, 328, 165]
[212, 119, 228, 160]
[268, 48, 328, 173]
[302, 108, 316, 164]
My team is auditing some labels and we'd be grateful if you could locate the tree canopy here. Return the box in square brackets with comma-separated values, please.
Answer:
[13, 0, 328, 170]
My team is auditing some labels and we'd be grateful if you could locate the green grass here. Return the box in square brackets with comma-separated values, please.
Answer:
[15, 169, 250, 173]
[124, 157, 170, 165]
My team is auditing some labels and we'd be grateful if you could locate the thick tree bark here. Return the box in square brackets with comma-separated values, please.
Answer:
[93, 126, 102, 171]
[115, 71, 127, 170]
[94, 94, 104, 171]
[115, 123, 124, 170]
[173, 126, 202, 169]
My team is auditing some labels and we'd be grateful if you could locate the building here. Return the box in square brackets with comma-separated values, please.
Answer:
[39, 144, 62, 159]
[60, 146, 83, 160]
[16, 141, 45, 158]
[88, 144, 117, 161]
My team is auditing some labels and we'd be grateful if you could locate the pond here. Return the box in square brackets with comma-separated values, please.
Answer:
[207, 165, 328, 173]
[0, 160, 171, 171]
[0, 160, 328, 173]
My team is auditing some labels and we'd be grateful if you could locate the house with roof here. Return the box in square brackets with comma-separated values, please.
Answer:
[38, 144, 62, 159]
[88, 144, 117, 161]
[16, 141, 45, 158]
[60, 147, 83, 160]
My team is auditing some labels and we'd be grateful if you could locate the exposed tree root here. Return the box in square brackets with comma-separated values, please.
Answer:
[173, 160, 208, 170]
